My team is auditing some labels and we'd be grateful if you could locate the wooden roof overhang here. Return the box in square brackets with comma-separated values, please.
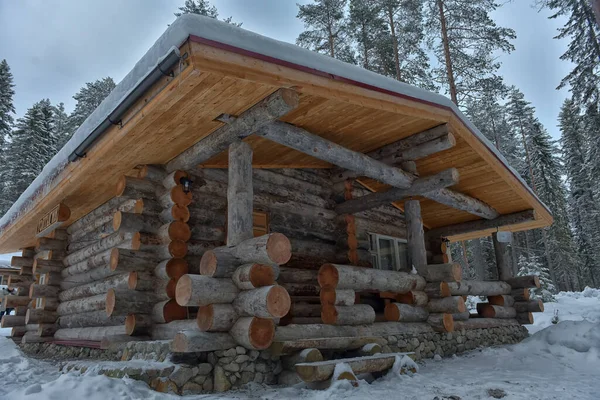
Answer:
[0, 31, 552, 252]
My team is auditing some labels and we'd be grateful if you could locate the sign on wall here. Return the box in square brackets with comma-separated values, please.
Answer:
[36, 203, 71, 238]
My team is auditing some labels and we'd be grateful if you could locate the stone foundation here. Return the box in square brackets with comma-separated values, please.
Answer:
[18, 325, 528, 394]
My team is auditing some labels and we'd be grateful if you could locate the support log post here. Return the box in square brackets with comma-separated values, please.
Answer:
[227, 141, 254, 247]
[493, 232, 513, 281]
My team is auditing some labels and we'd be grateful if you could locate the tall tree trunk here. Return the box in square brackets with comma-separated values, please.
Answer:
[386, 5, 402, 81]
[437, 0, 458, 105]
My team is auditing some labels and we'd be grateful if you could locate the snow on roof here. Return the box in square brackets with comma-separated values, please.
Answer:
[0, 14, 549, 235]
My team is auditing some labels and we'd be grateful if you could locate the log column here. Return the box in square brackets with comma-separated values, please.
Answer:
[493, 232, 513, 281]
[227, 141, 254, 247]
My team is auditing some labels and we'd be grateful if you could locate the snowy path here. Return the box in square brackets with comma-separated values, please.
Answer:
[1, 289, 599, 400]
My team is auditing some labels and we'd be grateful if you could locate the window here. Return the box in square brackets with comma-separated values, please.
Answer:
[369, 233, 409, 272]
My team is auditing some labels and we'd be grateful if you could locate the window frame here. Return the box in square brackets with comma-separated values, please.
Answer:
[369, 233, 408, 271]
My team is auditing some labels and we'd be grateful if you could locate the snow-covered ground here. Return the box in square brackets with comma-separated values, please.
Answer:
[1, 289, 599, 400]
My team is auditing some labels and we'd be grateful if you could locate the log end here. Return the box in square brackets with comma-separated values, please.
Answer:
[319, 288, 335, 306]
[396, 292, 414, 305]
[131, 232, 142, 251]
[266, 233, 292, 265]
[128, 271, 138, 290]
[168, 221, 192, 242]
[199, 251, 217, 277]
[537, 299, 545, 313]
[172, 170, 189, 186]
[166, 258, 189, 280]
[517, 312, 534, 325]
[125, 314, 137, 335]
[134, 199, 145, 214]
[162, 299, 188, 323]
[169, 240, 188, 258]
[442, 313, 454, 332]
[247, 317, 275, 350]
[197, 305, 215, 331]
[166, 279, 177, 299]
[457, 296, 466, 313]
[533, 275, 541, 289]
[115, 176, 127, 197]
[175, 275, 193, 306]
[384, 303, 400, 322]
[110, 248, 120, 271]
[24, 309, 31, 325]
[172, 204, 191, 223]
[451, 263, 462, 282]
[320, 305, 337, 324]
[171, 185, 193, 207]
[266, 285, 291, 318]
[249, 264, 276, 287]
[317, 264, 339, 289]
[478, 304, 494, 318]
[106, 289, 116, 316]
[113, 211, 123, 232]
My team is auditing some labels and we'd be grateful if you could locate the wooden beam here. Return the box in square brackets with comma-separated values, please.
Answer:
[166, 88, 299, 172]
[227, 141, 254, 246]
[493, 232, 513, 281]
[334, 168, 459, 215]
[426, 210, 535, 239]
[258, 121, 497, 219]
[368, 124, 450, 160]
[258, 121, 415, 189]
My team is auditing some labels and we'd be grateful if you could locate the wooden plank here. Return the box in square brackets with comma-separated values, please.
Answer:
[36, 203, 71, 238]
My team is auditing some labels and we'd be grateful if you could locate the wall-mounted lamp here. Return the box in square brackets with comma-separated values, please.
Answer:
[180, 177, 193, 194]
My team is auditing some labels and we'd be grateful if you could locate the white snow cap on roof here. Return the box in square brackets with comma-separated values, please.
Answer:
[0, 14, 547, 235]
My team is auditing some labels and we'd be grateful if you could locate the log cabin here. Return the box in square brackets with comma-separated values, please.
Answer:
[0, 14, 548, 393]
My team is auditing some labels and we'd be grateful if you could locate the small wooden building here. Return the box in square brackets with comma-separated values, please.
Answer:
[0, 15, 549, 392]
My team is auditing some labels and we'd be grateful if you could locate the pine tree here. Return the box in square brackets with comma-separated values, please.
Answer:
[348, 0, 386, 71]
[174, 0, 241, 26]
[296, 0, 355, 63]
[425, 0, 515, 106]
[538, 0, 600, 103]
[68, 77, 116, 139]
[52, 102, 70, 149]
[527, 120, 581, 291]
[2, 100, 59, 209]
[517, 255, 556, 302]
[0, 59, 16, 216]
[559, 98, 600, 287]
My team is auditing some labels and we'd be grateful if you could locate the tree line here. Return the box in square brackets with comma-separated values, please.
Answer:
[0, 0, 598, 294]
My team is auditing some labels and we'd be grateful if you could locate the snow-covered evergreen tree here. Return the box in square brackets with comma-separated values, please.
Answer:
[425, 0, 515, 106]
[174, 0, 241, 26]
[296, 0, 355, 63]
[517, 255, 556, 302]
[0, 59, 16, 216]
[559, 98, 600, 287]
[67, 77, 115, 140]
[348, 0, 386, 71]
[52, 102, 70, 149]
[2, 100, 59, 208]
[538, 0, 600, 103]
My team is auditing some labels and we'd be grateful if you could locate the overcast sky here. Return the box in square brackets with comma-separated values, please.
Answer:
[0, 0, 570, 140]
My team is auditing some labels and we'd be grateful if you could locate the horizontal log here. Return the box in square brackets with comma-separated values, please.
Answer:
[427, 313, 454, 332]
[384, 303, 429, 322]
[40, 297, 58, 311]
[380, 133, 456, 164]
[318, 264, 424, 293]
[426, 210, 536, 239]
[106, 289, 156, 316]
[282, 348, 323, 370]
[516, 312, 534, 325]
[427, 296, 466, 313]
[57, 294, 106, 316]
[505, 275, 540, 289]
[11, 326, 27, 337]
[274, 322, 434, 342]
[110, 248, 159, 273]
[68, 198, 140, 240]
[63, 231, 137, 266]
[11, 256, 33, 267]
[278, 267, 319, 284]
[62, 249, 112, 277]
[151, 320, 198, 340]
[395, 291, 428, 307]
[33, 259, 63, 274]
[279, 283, 320, 297]
[21, 331, 54, 344]
[476, 304, 517, 319]
[59, 273, 131, 302]
[58, 310, 126, 328]
[175, 274, 239, 306]
[115, 176, 157, 199]
[125, 314, 153, 335]
[197, 304, 239, 332]
[321, 304, 375, 325]
[171, 330, 236, 352]
[233, 285, 291, 319]
[3, 296, 31, 307]
[25, 309, 58, 324]
[335, 169, 459, 215]
[200, 233, 292, 276]
[36, 237, 66, 252]
[29, 284, 60, 299]
[1, 315, 26, 328]
[487, 295, 515, 307]
[232, 264, 276, 290]
[54, 326, 126, 341]
[295, 352, 410, 382]
[511, 288, 530, 302]
[167, 88, 299, 172]
[230, 317, 275, 350]
[152, 299, 187, 324]
[514, 300, 544, 313]
[270, 336, 387, 356]
[422, 263, 462, 282]
[319, 289, 355, 306]
[154, 258, 188, 280]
